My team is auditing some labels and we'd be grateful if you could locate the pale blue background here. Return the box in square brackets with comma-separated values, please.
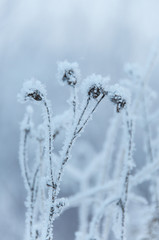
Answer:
[0, 1, 159, 239]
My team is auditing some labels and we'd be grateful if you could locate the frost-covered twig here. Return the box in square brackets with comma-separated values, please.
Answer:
[18, 79, 56, 240]
[19, 106, 40, 239]
[117, 111, 134, 240]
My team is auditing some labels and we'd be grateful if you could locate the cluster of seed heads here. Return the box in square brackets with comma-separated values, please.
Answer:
[87, 84, 126, 113]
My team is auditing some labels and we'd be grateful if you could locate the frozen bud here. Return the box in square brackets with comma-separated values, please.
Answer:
[57, 60, 80, 86]
[82, 74, 109, 99]
[108, 84, 129, 112]
[18, 79, 47, 103]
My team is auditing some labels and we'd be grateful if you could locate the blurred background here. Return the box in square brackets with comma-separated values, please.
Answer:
[0, 0, 159, 239]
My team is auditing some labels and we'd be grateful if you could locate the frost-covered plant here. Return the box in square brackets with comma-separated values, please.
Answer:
[18, 57, 158, 240]
[18, 62, 129, 240]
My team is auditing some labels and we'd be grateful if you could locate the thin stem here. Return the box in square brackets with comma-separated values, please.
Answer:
[21, 113, 40, 239]
[120, 111, 133, 240]
[39, 138, 45, 213]
[57, 134, 76, 183]
[143, 93, 153, 163]
[76, 94, 105, 135]
[89, 197, 119, 239]
[29, 165, 40, 239]
[23, 129, 32, 190]
[44, 101, 54, 188]
[74, 97, 90, 133]
[142, 90, 159, 206]
[72, 85, 77, 120]
[43, 100, 56, 240]
[32, 166, 39, 192]
[57, 94, 105, 186]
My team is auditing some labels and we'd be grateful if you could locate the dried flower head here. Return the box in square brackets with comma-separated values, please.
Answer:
[88, 84, 105, 99]
[82, 74, 109, 99]
[18, 79, 47, 103]
[110, 94, 126, 113]
[57, 60, 80, 86]
[108, 84, 128, 112]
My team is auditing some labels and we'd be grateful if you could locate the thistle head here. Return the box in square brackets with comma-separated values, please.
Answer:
[82, 74, 109, 99]
[110, 94, 126, 113]
[18, 79, 47, 103]
[108, 84, 128, 112]
[57, 60, 80, 86]
[88, 84, 105, 99]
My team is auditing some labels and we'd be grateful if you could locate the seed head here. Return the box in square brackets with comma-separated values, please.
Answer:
[82, 74, 109, 100]
[88, 84, 105, 99]
[27, 89, 43, 101]
[57, 61, 80, 86]
[62, 69, 77, 86]
[108, 84, 128, 113]
[18, 79, 46, 103]
[110, 94, 126, 112]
